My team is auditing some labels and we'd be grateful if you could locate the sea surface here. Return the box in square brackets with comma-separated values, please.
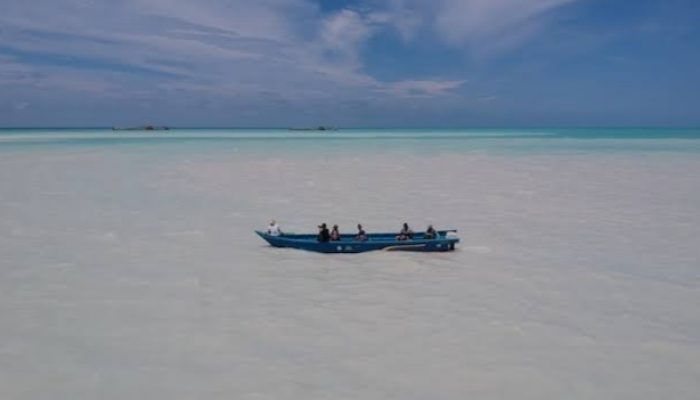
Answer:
[2, 127, 700, 154]
[1, 128, 699, 399]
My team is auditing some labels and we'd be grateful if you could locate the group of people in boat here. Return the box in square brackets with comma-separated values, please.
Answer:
[316, 223, 369, 242]
[266, 221, 438, 242]
[393, 223, 437, 240]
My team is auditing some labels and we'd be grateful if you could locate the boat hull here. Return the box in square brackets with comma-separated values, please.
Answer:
[255, 230, 459, 253]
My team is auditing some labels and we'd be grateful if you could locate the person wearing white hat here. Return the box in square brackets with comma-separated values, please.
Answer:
[267, 220, 282, 236]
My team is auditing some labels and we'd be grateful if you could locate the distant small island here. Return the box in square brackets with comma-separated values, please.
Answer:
[112, 125, 170, 131]
[288, 126, 337, 132]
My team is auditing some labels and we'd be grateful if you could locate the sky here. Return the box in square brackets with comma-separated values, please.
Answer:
[0, 0, 699, 127]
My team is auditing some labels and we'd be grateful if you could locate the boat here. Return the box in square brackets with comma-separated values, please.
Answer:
[112, 125, 170, 131]
[288, 126, 337, 132]
[255, 230, 459, 253]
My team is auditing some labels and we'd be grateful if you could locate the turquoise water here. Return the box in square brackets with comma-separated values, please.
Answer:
[2, 127, 699, 154]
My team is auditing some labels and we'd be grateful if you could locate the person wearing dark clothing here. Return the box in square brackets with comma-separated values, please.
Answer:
[424, 225, 437, 239]
[330, 225, 341, 241]
[354, 224, 367, 241]
[317, 223, 331, 242]
[396, 223, 414, 240]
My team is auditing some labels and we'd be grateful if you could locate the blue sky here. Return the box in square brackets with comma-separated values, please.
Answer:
[1, 0, 699, 127]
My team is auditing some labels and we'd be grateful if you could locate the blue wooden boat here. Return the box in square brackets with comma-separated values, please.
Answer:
[255, 230, 459, 253]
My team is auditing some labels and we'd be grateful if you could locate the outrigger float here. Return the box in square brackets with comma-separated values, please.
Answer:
[256, 230, 459, 253]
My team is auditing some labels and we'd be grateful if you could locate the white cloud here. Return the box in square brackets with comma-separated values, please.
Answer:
[367, 0, 423, 42]
[0, 0, 457, 100]
[319, 9, 375, 65]
[435, 0, 574, 48]
[0, 0, 497, 125]
[376, 79, 466, 98]
[383, 0, 575, 51]
[13, 101, 30, 111]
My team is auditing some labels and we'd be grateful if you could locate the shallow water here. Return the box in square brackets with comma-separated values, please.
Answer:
[1, 129, 699, 399]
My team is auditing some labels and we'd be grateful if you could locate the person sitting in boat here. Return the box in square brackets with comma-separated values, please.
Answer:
[424, 224, 437, 239]
[396, 223, 414, 240]
[330, 224, 341, 241]
[267, 220, 282, 236]
[354, 224, 367, 241]
[317, 223, 331, 242]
